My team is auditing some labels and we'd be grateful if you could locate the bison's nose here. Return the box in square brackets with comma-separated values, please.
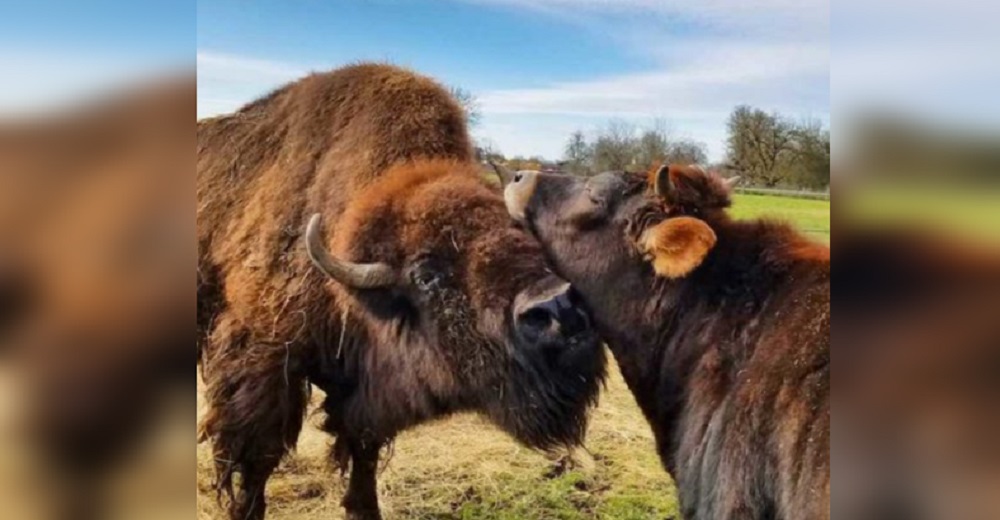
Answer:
[514, 282, 592, 345]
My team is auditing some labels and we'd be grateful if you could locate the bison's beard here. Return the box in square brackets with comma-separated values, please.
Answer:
[483, 342, 606, 450]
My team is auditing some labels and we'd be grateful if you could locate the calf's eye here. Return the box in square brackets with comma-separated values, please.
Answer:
[585, 187, 606, 207]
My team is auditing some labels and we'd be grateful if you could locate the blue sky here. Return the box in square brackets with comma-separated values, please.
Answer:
[3, 1, 998, 162]
[0, 1, 193, 114]
[197, 0, 830, 161]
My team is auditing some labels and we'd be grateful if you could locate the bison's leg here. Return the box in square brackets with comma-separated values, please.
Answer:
[341, 438, 383, 520]
[200, 332, 310, 520]
[206, 375, 306, 520]
[225, 455, 280, 520]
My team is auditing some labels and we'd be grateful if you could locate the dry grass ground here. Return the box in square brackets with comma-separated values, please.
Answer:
[197, 359, 678, 520]
[196, 193, 830, 519]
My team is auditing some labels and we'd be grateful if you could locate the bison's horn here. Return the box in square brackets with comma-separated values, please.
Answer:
[488, 160, 515, 187]
[723, 175, 742, 188]
[654, 164, 675, 201]
[305, 214, 397, 289]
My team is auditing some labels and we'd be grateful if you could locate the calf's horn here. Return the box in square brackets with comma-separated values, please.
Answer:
[305, 214, 397, 289]
[488, 160, 515, 187]
[654, 164, 675, 201]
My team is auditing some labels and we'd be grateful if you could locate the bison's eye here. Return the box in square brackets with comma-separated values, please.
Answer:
[413, 271, 440, 291]
[408, 261, 443, 292]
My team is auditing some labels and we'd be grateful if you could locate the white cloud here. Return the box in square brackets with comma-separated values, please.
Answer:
[197, 51, 307, 84]
[461, 0, 827, 40]
[479, 42, 827, 118]
[460, 0, 828, 159]
[831, 0, 1000, 156]
[194, 0, 830, 160]
[0, 51, 189, 116]
[196, 51, 312, 118]
[472, 35, 828, 160]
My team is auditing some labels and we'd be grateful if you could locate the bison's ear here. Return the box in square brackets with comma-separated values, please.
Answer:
[638, 216, 717, 279]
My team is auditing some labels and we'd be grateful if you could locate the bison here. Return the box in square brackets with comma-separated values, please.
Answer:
[0, 77, 193, 519]
[197, 64, 606, 520]
[504, 164, 830, 519]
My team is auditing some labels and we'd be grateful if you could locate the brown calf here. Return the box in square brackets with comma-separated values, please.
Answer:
[505, 164, 829, 519]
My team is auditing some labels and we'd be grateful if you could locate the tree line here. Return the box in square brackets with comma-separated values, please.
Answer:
[461, 89, 830, 190]
[561, 120, 709, 175]
[556, 107, 829, 190]
[477, 120, 710, 176]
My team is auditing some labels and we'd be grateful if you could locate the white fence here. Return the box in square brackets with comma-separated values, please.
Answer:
[733, 186, 830, 201]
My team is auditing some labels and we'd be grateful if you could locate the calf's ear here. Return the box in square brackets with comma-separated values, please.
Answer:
[638, 216, 717, 278]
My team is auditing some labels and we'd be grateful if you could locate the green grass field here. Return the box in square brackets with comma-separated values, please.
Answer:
[730, 193, 831, 244]
[196, 193, 830, 519]
[846, 183, 1000, 245]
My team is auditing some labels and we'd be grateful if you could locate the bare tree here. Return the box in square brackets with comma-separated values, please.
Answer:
[635, 128, 670, 171]
[450, 86, 481, 127]
[475, 137, 505, 164]
[667, 139, 709, 165]
[726, 106, 794, 187]
[563, 130, 592, 175]
[788, 118, 830, 189]
[559, 119, 706, 177]
[592, 119, 638, 171]
[552, 110, 823, 189]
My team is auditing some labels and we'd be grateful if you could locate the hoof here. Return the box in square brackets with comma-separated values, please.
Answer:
[345, 509, 382, 520]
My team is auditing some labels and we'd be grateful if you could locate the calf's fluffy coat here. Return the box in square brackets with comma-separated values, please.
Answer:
[505, 165, 830, 520]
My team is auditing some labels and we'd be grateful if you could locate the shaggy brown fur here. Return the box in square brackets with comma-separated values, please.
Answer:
[197, 64, 604, 520]
[835, 230, 1000, 519]
[0, 75, 194, 520]
[506, 165, 830, 520]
